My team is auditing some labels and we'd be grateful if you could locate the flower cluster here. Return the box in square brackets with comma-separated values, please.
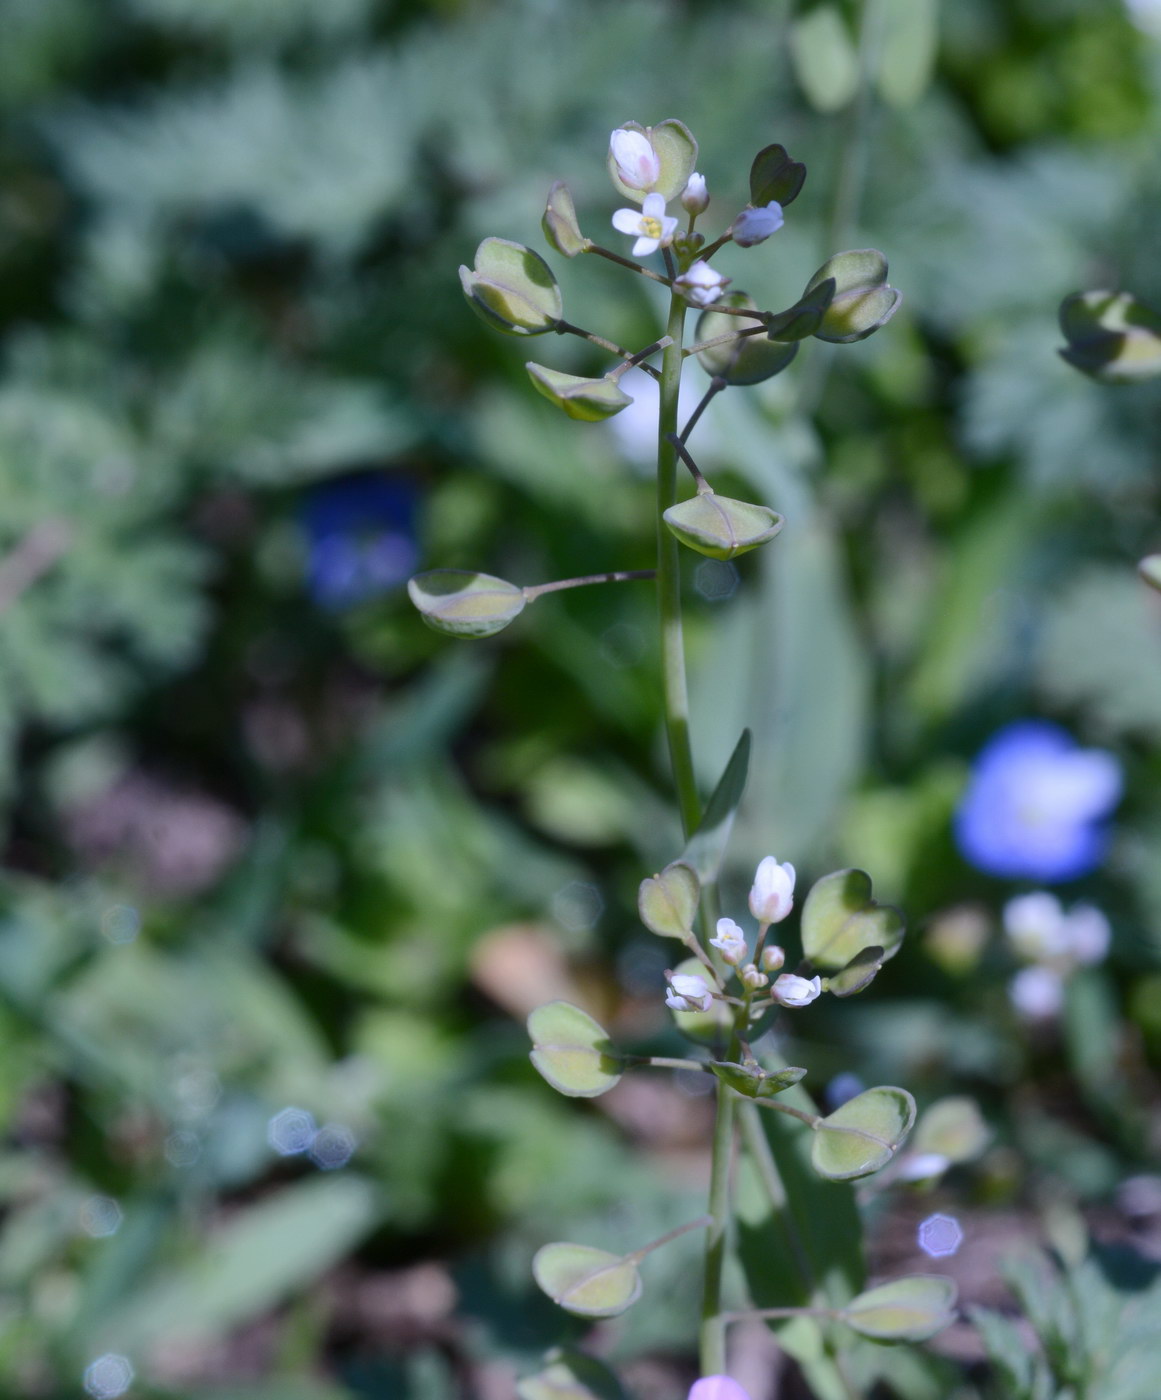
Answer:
[1003, 890, 1111, 1019]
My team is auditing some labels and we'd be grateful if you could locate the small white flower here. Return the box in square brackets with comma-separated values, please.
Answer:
[1009, 965, 1065, 1020]
[741, 962, 768, 990]
[1003, 891, 1068, 962]
[760, 944, 786, 973]
[710, 917, 748, 965]
[733, 200, 785, 247]
[674, 260, 728, 307]
[681, 172, 709, 214]
[611, 192, 679, 257]
[897, 1151, 952, 1183]
[749, 857, 796, 925]
[771, 972, 821, 1008]
[1065, 903, 1111, 965]
[610, 128, 661, 193]
[665, 972, 714, 1013]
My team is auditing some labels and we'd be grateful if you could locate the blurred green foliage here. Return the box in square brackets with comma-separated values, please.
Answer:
[2, 0, 1161, 1395]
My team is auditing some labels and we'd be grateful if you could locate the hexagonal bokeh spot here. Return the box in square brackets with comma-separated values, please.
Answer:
[267, 1106, 317, 1157]
[83, 1354, 134, 1399]
[309, 1123, 357, 1171]
[917, 1212, 963, 1258]
[79, 1195, 123, 1239]
[551, 880, 604, 932]
[694, 559, 739, 602]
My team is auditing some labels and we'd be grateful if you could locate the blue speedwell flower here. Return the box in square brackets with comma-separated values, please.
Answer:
[955, 721, 1122, 882]
[301, 475, 418, 609]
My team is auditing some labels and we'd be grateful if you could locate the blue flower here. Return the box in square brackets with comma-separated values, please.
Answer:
[954, 721, 1122, 882]
[301, 475, 419, 609]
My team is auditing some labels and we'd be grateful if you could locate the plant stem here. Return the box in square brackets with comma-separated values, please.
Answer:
[608, 335, 675, 381]
[522, 569, 656, 601]
[677, 378, 727, 444]
[683, 326, 767, 358]
[700, 1026, 739, 1375]
[556, 321, 665, 379]
[626, 1213, 714, 1263]
[656, 294, 700, 840]
[624, 1054, 714, 1073]
[586, 242, 673, 285]
[667, 433, 713, 495]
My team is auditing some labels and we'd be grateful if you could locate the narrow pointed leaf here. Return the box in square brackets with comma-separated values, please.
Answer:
[665, 493, 783, 561]
[710, 1061, 807, 1099]
[638, 860, 700, 938]
[532, 1242, 642, 1318]
[800, 868, 904, 970]
[528, 1002, 622, 1098]
[408, 570, 525, 639]
[749, 143, 807, 207]
[812, 1086, 916, 1180]
[526, 363, 633, 421]
[681, 729, 751, 883]
[542, 182, 587, 258]
[841, 1275, 958, 1342]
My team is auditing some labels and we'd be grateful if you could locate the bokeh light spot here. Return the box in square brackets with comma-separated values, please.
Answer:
[917, 1212, 963, 1258]
[79, 1195, 123, 1239]
[83, 1354, 134, 1399]
[267, 1106, 317, 1157]
[694, 559, 740, 602]
[164, 1130, 201, 1168]
[552, 881, 604, 932]
[101, 904, 140, 945]
[309, 1123, 357, 1171]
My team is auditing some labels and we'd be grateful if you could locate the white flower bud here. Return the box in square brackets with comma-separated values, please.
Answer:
[709, 917, 747, 966]
[665, 972, 714, 1013]
[740, 962, 768, 990]
[674, 260, 728, 308]
[610, 128, 661, 193]
[681, 172, 709, 214]
[748, 857, 796, 924]
[733, 200, 785, 248]
[771, 972, 821, 1008]
[760, 944, 786, 973]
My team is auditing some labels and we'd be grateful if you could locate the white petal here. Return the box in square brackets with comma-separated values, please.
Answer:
[641, 192, 668, 218]
[660, 214, 680, 241]
[612, 208, 643, 235]
[632, 234, 660, 256]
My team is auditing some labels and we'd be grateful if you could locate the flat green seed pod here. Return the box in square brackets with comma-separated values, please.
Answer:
[407, 569, 525, 639]
[841, 1275, 958, 1342]
[1140, 555, 1161, 592]
[812, 1086, 916, 1180]
[526, 363, 633, 421]
[532, 1242, 642, 1318]
[664, 493, 783, 561]
[542, 182, 587, 258]
[460, 237, 562, 334]
[696, 293, 800, 384]
[1059, 290, 1161, 383]
[803, 249, 901, 343]
[800, 868, 904, 970]
[638, 860, 700, 938]
[527, 1001, 622, 1098]
[764, 279, 836, 342]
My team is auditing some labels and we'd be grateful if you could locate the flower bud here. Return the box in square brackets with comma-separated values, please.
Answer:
[741, 963, 768, 990]
[760, 944, 786, 973]
[733, 200, 785, 247]
[610, 128, 661, 193]
[674, 260, 728, 308]
[749, 857, 795, 924]
[681, 172, 709, 214]
[665, 972, 714, 1013]
[771, 972, 821, 1008]
[709, 917, 747, 966]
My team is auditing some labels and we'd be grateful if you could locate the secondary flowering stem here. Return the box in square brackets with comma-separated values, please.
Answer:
[701, 1020, 740, 1374]
[556, 321, 666, 379]
[586, 242, 674, 285]
[677, 378, 727, 443]
[683, 326, 768, 358]
[667, 433, 713, 495]
[625, 1213, 714, 1263]
[608, 335, 675, 381]
[522, 570, 656, 601]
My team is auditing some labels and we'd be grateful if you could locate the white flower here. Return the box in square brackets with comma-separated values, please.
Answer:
[741, 962, 768, 990]
[710, 917, 747, 965]
[681, 172, 709, 214]
[733, 200, 785, 247]
[1064, 903, 1111, 965]
[610, 128, 661, 193]
[1003, 892, 1068, 962]
[760, 944, 786, 973]
[665, 972, 714, 1013]
[896, 1151, 952, 1183]
[771, 972, 821, 1008]
[749, 857, 796, 925]
[611, 192, 678, 257]
[674, 260, 728, 307]
[1008, 965, 1065, 1020]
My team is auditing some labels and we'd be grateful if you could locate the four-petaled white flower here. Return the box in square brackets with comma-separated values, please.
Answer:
[709, 917, 747, 965]
[760, 944, 786, 973]
[749, 857, 796, 924]
[665, 972, 714, 1013]
[612, 192, 678, 257]
[610, 128, 661, 193]
[771, 972, 821, 1008]
[733, 200, 785, 247]
[681, 172, 709, 214]
[674, 260, 728, 307]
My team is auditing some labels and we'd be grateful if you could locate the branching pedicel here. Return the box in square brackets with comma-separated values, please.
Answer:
[410, 120, 957, 1398]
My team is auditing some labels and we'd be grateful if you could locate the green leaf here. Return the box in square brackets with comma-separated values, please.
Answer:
[407, 570, 526, 639]
[790, 4, 860, 112]
[912, 1097, 991, 1164]
[749, 143, 806, 207]
[517, 1348, 628, 1400]
[532, 1242, 642, 1318]
[460, 237, 562, 335]
[710, 1060, 806, 1099]
[841, 1275, 958, 1342]
[606, 119, 698, 204]
[764, 280, 837, 342]
[638, 861, 700, 938]
[800, 869, 904, 971]
[681, 729, 751, 883]
[696, 294, 800, 384]
[875, 0, 938, 108]
[824, 945, 885, 998]
[528, 1001, 622, 1098]
[667, 956, 730, 1043]
[526, 364, 632, 421]
[664, 493, 783, 561]
[804, 250, 901, 343]
[1058, 290, 1161, 383]
[812, 1087, 916, 1180]
[542, 182, 587, 258]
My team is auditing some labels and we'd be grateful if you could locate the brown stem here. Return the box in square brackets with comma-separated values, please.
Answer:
[585, 243, 673, 285]
[677, 379, 727, 445]
[666, 433, 713, 495]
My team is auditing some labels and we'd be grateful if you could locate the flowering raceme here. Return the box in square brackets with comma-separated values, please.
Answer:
[954, 721, 1122, 881]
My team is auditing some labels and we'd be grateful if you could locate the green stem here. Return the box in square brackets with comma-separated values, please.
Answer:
[522, 569, 655, 601]
[656, 294, 700, 839]
[626, 1213, 713, 1263]
[700, 1039, 738, 1375]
